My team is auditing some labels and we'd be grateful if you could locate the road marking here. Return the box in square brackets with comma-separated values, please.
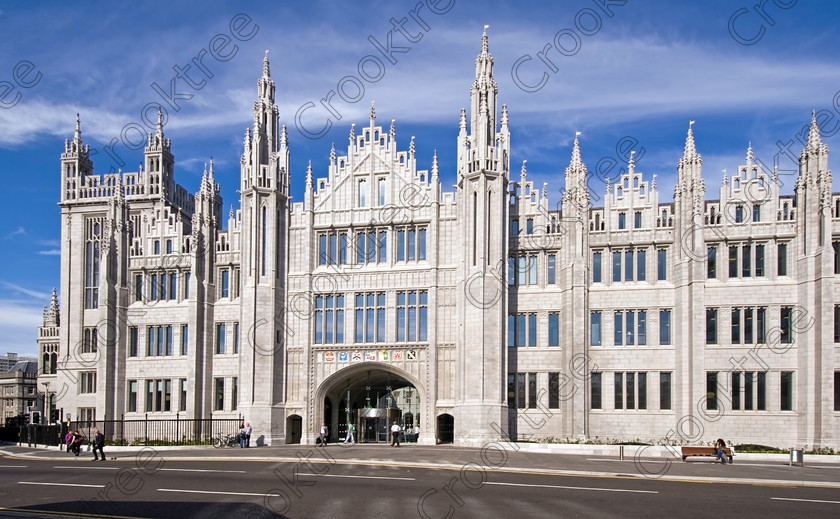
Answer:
[54, 465, 118, 470]
[486, 481, 658, 494]
[19, 481, 105, 488]
[299, 473, 415, 481]
[0, 506, 148, 519]
[772, 497, 840, 505]
[158, 468, 247, 474]
[158, 488, 278, 498]
[0, 465, 28, 468]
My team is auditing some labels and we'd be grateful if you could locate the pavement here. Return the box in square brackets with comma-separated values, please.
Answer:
[3, 441, 840, 489]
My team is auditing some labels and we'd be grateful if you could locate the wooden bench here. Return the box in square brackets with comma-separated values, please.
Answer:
[681, 446, 733, 463]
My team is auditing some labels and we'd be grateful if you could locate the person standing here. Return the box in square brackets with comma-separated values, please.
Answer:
[91, 429, 105, 461]
[344, 422, 355, 444]
[390, 421, 401, 447]
[414, 424, 420, 443]
[715, 438, 728, 464]
[319, 422, 329, 446]
[244, 422, 252, 447]
[239, 423, 247, 448]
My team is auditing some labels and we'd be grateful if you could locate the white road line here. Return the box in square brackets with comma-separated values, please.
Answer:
[54, 465, 118, 470]
[485, 481, 658, 494]
[772, 497, 840, 505]
[19, 481, 104, 488]
[157, 468, 247, 474]
[157, 488, 276, 498]
[299, 473, 415, 481]
[0, 465, 27, 468]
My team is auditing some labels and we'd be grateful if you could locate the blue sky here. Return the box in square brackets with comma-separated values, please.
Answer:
[1, 0, 838, 356]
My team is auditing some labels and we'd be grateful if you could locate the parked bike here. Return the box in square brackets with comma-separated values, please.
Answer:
[213, 432, 239, 448]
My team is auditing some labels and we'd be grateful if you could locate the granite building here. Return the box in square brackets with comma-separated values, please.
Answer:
[38, 31, 839, 448]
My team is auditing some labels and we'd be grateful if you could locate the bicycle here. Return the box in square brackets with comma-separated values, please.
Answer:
[213, 432, 239, 448]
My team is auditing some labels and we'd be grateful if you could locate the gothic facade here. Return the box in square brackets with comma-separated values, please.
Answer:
[38, 32, 840, 448]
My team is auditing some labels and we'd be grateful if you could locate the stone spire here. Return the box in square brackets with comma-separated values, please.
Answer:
[628, 150, 636, 174]
[390, 119, 396, 140]
[563, 133, 589, 207]
[683, 120, 698, 161]
[520, 160, 527, 182]
[431, 150, 439, 179]
[262, 49, 270, 78]
[349, 123, 356, 144]
[409, 136, 415, 157]
[43, 287, 59, 326]
[330, 142, 336, 164]
[305, 160, 313, 190]
[370, 99, 376, 124]
[746, 142, 754, 165]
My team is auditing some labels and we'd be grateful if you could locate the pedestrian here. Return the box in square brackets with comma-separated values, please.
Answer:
[319, 422, 329, 446]
[70, 431, 85, 456]
[64, 430, 73, 453]
[344, 422, 355, 444]
[715, 438, 728, 464]
[239, 422, 247, 448]
[414, 424, 420, 443]
[390, 421, 401, 447]
[244, 422, 252, 447]
[91, 429, 105, 461]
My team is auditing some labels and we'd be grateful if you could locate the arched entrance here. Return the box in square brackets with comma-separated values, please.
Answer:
[319, 364, 423, 444]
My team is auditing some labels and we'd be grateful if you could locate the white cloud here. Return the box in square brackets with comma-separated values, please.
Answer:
[0, 300, 43, 357]
[37, 250, 61, 256]
[5, 226, 26, 239]
[0, 281, 50, 301]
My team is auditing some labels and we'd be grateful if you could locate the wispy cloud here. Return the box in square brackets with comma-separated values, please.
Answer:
[5, 226, 26, 239]
[37, 250, 61, 256]
[0, 300, 44, 357]
[0, 281, 50, 300]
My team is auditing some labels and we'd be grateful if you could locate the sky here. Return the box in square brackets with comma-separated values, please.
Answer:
[1, 0, 839, 357]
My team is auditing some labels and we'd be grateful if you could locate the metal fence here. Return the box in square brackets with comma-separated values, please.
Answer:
[1, 415, 242, 447]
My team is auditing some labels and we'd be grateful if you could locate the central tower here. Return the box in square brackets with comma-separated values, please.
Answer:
[455, 28, 511, 443]
[238, 52, 290, 443]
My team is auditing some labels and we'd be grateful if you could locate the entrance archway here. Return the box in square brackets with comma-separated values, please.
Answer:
[319, 364, 423, 444]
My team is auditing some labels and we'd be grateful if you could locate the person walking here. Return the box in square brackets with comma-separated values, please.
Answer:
[390, 421, 401, 447]
[91, 429, 105, 461]
[344, 422, 355, 444]
[319, 422, 329, 446]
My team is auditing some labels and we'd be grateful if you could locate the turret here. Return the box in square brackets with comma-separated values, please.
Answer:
[60, 114, 93, 202]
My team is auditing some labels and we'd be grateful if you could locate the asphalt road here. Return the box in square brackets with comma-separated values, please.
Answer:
[1, 448, 840, 518]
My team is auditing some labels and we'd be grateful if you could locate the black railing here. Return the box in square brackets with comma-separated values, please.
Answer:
[1, 414, 242, 447]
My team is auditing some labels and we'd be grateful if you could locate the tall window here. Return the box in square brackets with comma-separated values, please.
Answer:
[634, 211, 642, 229]
[592, 252, 602, 283]
[659, 310, 671, 345]
[755, 244, 765, 276]
[636, 250, 646, 281]
[221, 269, 230, 297]
[378, 177, 386, 205]
[590, 312, 602, 346]
[706, 372, 718, 410]
[216, 323, 226, 354]
[180, 379, 187, 412]
[752, 204, 761, 222]
[728, 246, 738, 277]
[591, 372, 602, 409]
[659, 372, 671, 410]
[778, 243, 788, 276]
[548, 312, 560, 347]
[396, 291, 428, 342]
[135, 274, 143, 302]
[548, 373, 561, 409]
[780, 307, 793, 344]
[356, 293, 385, 343]
[128, 380, 137, 412]
[181, 325, 188, 355]
[84, 220, 101, 309]
[214, 378, 224, 411]
[232, 377, 238, 411]
[618, 212, 626, 229]
[547, 254, 556, 284]
[316, 294, 345, 344]
[707, 246, 717, 279]
[319, 231, 349, 266]
[358, 179, 366, 207]
[129, 327, 138, 357]
[706, 308, 718, 344]
[780, 371, 793, 411]
[657, 249, 667, 280]
[357, 230, 386, 265]
[80, 372, 96, 393]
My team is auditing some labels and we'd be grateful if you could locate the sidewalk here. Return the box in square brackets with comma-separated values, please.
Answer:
[4, 441, 840, 488]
